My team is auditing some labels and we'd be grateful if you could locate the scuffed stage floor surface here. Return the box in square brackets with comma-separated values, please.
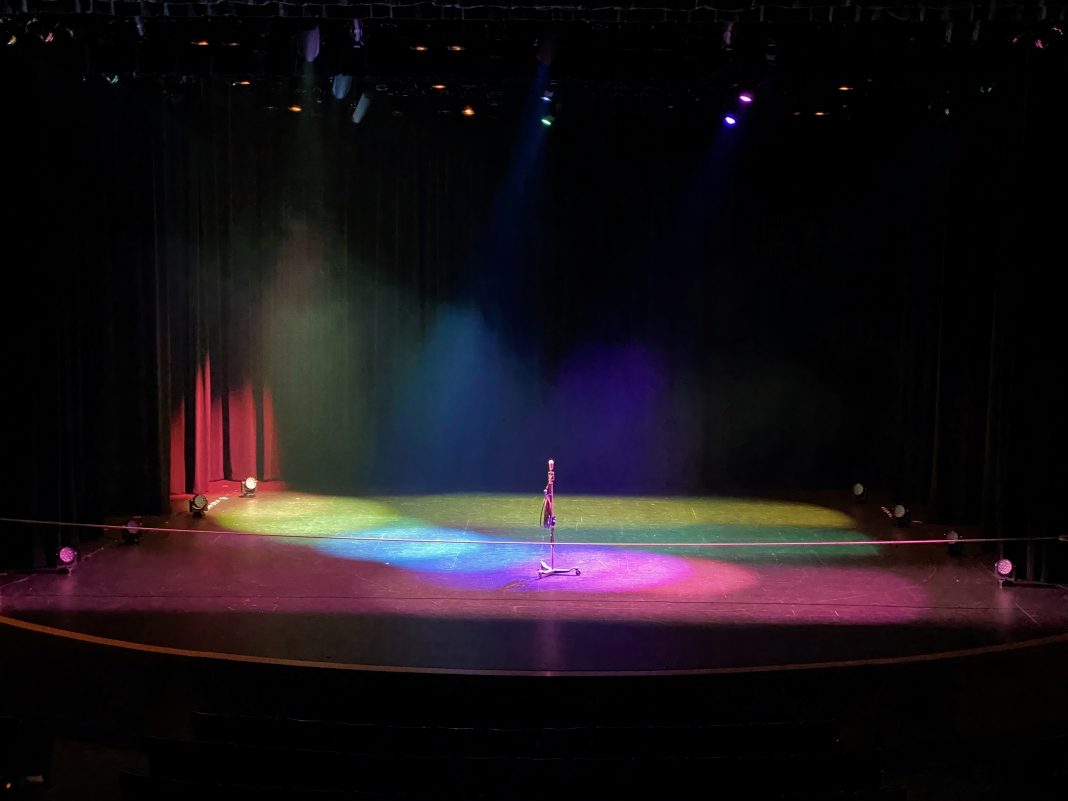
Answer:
[3, 483, 1067, 673]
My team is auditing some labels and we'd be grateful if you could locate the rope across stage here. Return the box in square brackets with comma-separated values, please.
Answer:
[538, 458, 581, 578]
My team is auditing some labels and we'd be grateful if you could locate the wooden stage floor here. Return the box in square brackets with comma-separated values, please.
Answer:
[2, 482, 1066, 673]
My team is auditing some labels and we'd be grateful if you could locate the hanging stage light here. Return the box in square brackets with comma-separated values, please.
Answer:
[300, 24, 320, 63]
[724, 115, 737, 126]
[722, 21, 735, 49]
[765, 38, 778, 65]
[352, 91, 373, 124]
[851, 482, 866, 502]
[241, 477, 258, 498]
[332, 74, 353, 100]
[190, 494, 208, 516]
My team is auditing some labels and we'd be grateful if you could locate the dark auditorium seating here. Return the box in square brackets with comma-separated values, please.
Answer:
[121, 772, 398, 801]
[109, 707, 914, 801]
[122, 771, 911, 801]
[190, 712, 841, 759]
[0, 716, 23, 778]
[0, 715, 51, 789]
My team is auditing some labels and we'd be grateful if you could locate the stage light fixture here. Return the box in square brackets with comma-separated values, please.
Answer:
[945, 529, 962, 556]
[300, 24, 320, 63]
[352, 92, 373, 124]
[431, 84, 446, 90]
[447, 45, 464, 52]
[739, 92, 754, 104]
[192, 40, 209, 47]
[241, 477, 258, 498]
[332, 74, 353, 100]
[891, 504, 911, 527]
[541, 115, 554, 127]
[852, 482, 866, 501]
[462, 105, 475, 117]
[724, 115, 737, 126]
[351, 19, 364, 48]
[190, 494, 208, 516]
[123, 519, 143, 545]
[995, 558, 1015, 583]
[288, 105, 302, 113]
[412, 45, 429, 52]
[541, 89, 554, 103]
[57, 546, 77, 571]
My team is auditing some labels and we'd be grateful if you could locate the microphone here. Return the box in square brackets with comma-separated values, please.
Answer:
[542, 458, 556, 528]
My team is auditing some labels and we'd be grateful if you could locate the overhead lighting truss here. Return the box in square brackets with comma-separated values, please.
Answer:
[13, 1, 1068, 24]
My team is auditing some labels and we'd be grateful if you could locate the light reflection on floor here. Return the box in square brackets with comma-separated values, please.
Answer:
[210, 491, 905, 607]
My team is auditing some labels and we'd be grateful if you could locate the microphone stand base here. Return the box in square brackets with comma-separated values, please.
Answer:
[537, 502, 579, 578]
[537, 560, 580, 578]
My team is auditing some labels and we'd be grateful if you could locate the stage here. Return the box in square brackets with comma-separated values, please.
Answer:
[2, 481, 1066, 674]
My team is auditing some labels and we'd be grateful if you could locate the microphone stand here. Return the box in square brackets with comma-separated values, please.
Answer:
[537, 459, 580, 578]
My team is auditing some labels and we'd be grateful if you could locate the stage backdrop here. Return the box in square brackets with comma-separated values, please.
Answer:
[2, 38, 1065, 561]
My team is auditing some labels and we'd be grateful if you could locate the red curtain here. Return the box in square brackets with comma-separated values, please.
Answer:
[169, 354, 279, 495]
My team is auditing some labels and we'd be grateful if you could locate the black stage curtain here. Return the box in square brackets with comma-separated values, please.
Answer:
[1, 42, 1066, 569]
